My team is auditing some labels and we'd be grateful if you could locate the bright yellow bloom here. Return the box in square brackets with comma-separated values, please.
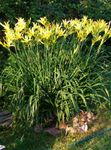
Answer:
[22, 35, 31, 44]
[82, 16, 88, 25]
[28, 28, 35, 38]
[54, 23, 64, 37]
[0, 16, 110, 48]
[0, 22, 15, 47]
[77, 30, 88, 42]
[0, 22, 10, 31]
[13, 18, 26, 41]
[15, 32, 22, 40]
[63, 20, 69, 28]
[15, 18, 26, 32]
[42, 30, 52, 40]
[75, 23, 82, 31]
[38, 17, 49, 27]
[92, 36, 102, 45]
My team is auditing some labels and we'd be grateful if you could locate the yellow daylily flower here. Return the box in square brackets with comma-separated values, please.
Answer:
[77, 30, 88, 42]
[15, 32, 22, 40]
[0, 41, 3, 47]
[75, 23, 82, 31]
[28, 28, 35, 38]
[14, 18, 26, 32]
[0, 17, 111, 49]
[38, 17, 49, 27]
[0, 22, 10, 31]
[92, 35, 102, 45]
[82, 16, 88, 25]
[22, 35, 32, 44]
[54, 24, 64, 37]
[63, 20, 69, 28]
[42, 29, 52, 40]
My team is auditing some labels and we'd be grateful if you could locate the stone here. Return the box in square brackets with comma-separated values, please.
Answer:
[34, 125, 43, 133]
[45, 127, 61, 137]
[0, 111, 12, 127]
[0, 145, 5, 150]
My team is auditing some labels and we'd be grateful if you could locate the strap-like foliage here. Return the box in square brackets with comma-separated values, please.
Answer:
[0, 17, 111, 126]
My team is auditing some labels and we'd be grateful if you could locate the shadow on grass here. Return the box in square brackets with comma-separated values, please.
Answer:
[0, 128, 56, 150]
[1, 109, 111, 150]
[1, 127, 111, 150]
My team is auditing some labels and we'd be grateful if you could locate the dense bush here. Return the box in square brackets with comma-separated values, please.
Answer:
[0, 17, 111, 126]
[80, 0, 111, 21]
[0, 0, 111, 22]
[29, 0, 80, 21]
[0, 0, 30, 21]
[0, 0, 80, 22]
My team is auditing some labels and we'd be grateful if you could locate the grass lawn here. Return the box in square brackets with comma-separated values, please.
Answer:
[0, 108, 111, 150]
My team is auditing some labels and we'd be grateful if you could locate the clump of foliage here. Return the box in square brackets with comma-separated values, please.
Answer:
[0, 17, 111, 126]
[28, 0, 80, 21]
[0, 0, 111, 23]
[80, 0, 111, 21]
[0, 0, 29, 22]
[0, 0, 80, 22]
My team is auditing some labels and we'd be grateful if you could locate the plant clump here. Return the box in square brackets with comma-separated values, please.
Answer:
[0, 16, 111, 127]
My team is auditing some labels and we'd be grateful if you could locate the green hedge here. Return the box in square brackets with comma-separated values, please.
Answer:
[1, 0, 111, 22]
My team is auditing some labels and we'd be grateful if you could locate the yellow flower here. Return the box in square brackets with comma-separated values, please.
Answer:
[37, 25, 52, 40]
[75, 23, 82, 31]
[108, 29, 111, 38]
[42, 29, 52, 40]
[82, 16, 88, 25]
[15, 18, 26, 32]
[5, 29, 15, 47]
[15, 32, 22, 40]
[0, 41, 3, 47]
[55, 23, 64, 37]
[22, 35, 31, 44]
[92, 20, 107, 36]
[92, 36, 102, 45]
[63, 20, 69, 28]
[97, 20, 107, 30]
[77, 30, 88, 42]
[28, 28, 35, 38]
[70, 19, 77, 27]
[104, 27, 109, 34]
[14, 18, 26, 41]
[0, 22, 10, 31]
[1, 16, 110, 49]
[0, 22, 15, 47]
[38, 17, 49, 27]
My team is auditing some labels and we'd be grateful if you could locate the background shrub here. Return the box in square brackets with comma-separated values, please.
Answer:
[80, 0, 111, 21]
[0, 0, 80, 22]
[0, 0, 111, 22]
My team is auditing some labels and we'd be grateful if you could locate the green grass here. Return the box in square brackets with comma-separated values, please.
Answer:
[0, 108, 111, 150]
[0, 128, 111, 150]
[76, 135, 111, 150]
[0, 130, 55, 150]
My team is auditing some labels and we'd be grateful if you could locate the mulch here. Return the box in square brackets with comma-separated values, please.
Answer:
[0, 111, 12, 127]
